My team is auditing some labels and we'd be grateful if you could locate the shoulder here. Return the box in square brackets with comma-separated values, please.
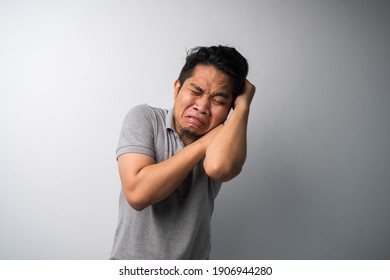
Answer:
[121, 104, 168, 134]
[126, 104, 167, 121]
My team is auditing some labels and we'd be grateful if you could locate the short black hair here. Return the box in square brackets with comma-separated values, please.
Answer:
[178, 45, 249, 100]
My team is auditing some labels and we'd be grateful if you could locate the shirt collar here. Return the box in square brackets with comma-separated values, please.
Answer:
[165, 107, 176, 132]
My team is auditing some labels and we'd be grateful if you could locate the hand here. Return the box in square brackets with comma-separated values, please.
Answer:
[234, 79, 256, 110]
[196, 124, 224, 152]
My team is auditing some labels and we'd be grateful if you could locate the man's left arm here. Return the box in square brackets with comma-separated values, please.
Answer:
[203, 79, 256, 182]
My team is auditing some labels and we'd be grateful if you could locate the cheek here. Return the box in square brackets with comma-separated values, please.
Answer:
[177, 94, 194, 109]
[211, 107, 230, 123]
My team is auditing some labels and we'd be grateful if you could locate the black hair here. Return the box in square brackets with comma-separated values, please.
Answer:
[178, 45, 249, 100]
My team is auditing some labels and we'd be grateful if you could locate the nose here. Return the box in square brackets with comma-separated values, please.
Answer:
[194, 95, 210, 115]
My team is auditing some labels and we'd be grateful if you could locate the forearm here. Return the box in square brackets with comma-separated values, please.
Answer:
[121, 141, 205, 210]
[204, 104, 250, 181]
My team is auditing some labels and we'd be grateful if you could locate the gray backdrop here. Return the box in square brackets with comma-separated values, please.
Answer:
[1, 0, 389, 259]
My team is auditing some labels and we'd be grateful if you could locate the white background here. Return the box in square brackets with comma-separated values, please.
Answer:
[1, 0, 389, 259]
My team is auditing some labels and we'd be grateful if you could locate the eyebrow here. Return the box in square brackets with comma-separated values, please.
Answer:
[190, 83, 230, 99]
[190, 83, 205, 93]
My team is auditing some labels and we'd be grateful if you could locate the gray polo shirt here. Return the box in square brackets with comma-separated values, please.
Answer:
[110, 104, 222, 259]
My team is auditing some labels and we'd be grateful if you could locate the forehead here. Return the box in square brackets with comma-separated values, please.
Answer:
[187, 65, 233, 94]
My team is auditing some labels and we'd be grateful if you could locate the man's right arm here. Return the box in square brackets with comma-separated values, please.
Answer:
[118, 126, 222, 211]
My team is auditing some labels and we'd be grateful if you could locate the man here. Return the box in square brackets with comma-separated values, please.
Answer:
[110, 45, 255, 259]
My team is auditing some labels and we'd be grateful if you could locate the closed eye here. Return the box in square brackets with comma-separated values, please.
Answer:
[190, 89, 203, 96]
[189, 83, 205, 95]
[189, 83, 231, 106]
[212, 93, 230, 106]
[212, 98, 227, 106]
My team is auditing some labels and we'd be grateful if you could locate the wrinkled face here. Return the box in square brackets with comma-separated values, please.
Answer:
[173, 64, 233, 145]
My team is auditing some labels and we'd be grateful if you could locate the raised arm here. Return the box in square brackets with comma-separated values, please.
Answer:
[118, 125, 222, 211]
[203, 80, 256, 182]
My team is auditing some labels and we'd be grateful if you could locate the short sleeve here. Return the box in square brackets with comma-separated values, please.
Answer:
[116, 104, 156, 159]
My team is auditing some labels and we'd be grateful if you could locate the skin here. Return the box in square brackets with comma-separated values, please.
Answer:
[173, 65, 234, 145]
[118, 64, 255, 211]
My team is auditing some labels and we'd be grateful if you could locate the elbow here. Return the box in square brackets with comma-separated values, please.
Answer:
[204, 161, 242, 182]
[123, 187, 149, 211]
[128, 200, 147, 212]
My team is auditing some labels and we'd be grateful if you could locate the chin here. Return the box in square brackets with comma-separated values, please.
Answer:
[181, 128, 203, 139]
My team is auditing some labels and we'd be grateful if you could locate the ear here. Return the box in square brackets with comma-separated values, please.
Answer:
[173, 80, 181, 100]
